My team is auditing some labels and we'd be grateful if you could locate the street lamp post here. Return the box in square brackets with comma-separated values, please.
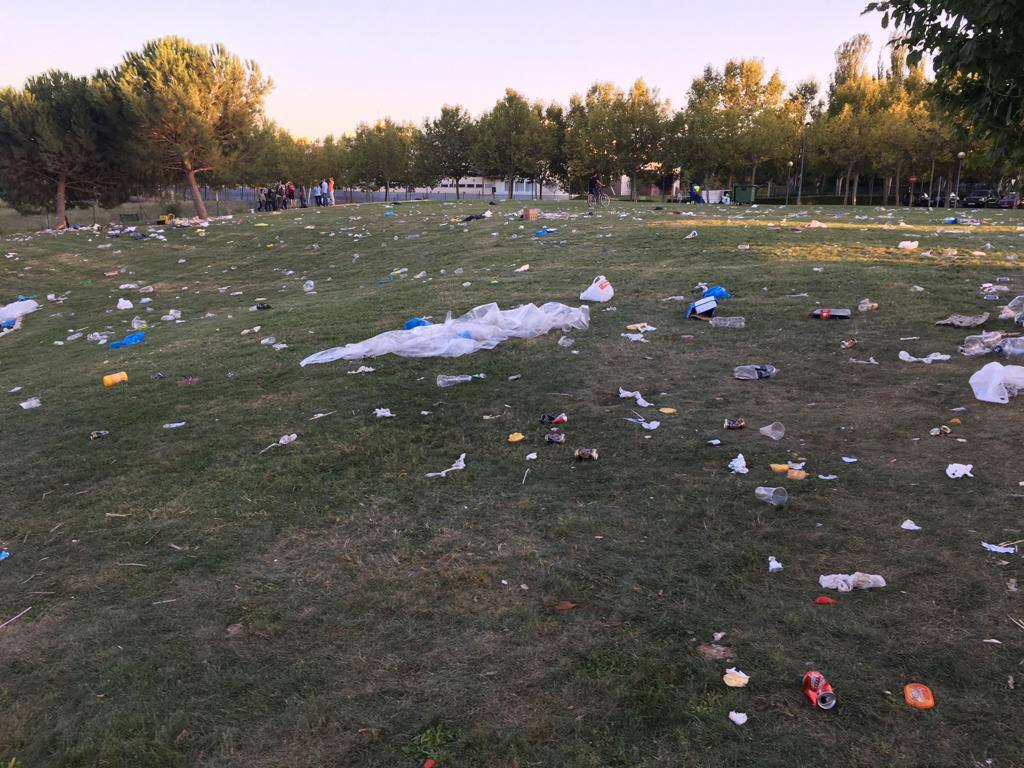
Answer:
[953, 151, 966, 208]
[796, 121, 811, 205]
[786, 160, 794, 205]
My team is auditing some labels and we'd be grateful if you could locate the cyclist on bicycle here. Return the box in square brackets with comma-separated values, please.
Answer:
[588, 172, 604, 200]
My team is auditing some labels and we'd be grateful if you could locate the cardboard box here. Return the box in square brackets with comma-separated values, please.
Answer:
[522, 208, 539, 221]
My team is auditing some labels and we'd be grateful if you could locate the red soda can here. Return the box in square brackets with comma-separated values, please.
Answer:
[540, 412, 568, 425]
[545, 432, 566, 443]
[723, 418, 746, 429]
[574, 448, 598, 460]
[803, 670, 837, 710]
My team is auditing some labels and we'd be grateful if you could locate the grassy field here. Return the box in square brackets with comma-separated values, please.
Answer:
[1, 199, 1023, 768]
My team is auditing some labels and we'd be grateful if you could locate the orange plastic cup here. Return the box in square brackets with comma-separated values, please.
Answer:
[103, 371, 128, 387]
[904, 683, 935, 709]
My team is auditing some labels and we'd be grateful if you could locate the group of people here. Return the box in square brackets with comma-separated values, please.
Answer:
[256, 179, 336, 212]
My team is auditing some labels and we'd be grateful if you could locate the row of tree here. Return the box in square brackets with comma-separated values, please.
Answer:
[1, 17, 1021, 222]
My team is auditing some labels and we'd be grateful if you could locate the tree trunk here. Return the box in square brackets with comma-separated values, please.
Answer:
[507, 174, 514, 200]
[894, 160, 902, 206]
[842, 163, 853, 206]
[851, 172, 860, 206]
[455, 177, 461, 200]
[384, 181, 390, 202]
[751, 162, 758, 186]
[185, 165, 208, 219]
[928, 158, 936, 200]
[632, 172, 638, 202]
[55, 175, 67, 229]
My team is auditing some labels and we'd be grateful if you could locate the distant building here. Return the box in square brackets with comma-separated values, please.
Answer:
[415, 175, 567, 200]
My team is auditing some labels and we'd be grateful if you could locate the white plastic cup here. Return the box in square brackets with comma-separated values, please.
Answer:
[755, 486, 788, 506]
[759, 421, 785, 440]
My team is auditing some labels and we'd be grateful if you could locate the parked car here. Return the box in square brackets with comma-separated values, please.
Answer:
[963, 187, 1000, 207]
[997, 192, 1023, 209]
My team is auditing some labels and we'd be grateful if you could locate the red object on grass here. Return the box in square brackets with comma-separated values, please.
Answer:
[813, 596, 838, 605]
[423, 760, 437, 768]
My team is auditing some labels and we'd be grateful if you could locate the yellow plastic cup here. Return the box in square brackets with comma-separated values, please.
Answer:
[103, 371, 128, 387]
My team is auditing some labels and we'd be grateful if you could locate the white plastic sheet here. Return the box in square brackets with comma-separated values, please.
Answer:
[0, 299, 39, 324]
[300, 302, 589, 365]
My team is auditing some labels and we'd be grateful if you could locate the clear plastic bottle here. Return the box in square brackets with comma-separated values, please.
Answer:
[436, 374, 473, 388]
[733, 364, 777, 380]
[710, 316, 745, 329]
[997, 337, 1024, 359]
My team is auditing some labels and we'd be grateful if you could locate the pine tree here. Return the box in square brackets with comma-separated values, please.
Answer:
[109, 36, 271, 218]
[0, 71, 127, 226]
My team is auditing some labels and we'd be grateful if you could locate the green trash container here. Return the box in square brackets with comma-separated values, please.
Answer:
[732, 184, 756, 204]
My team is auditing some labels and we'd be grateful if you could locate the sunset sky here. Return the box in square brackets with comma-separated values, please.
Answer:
[2, 0, 893, 138]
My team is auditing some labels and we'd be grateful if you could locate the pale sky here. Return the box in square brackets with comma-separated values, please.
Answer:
[1, 0, 891, 139]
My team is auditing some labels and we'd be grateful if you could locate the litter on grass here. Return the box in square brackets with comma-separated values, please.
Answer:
[819, 572, 886, 591]
[768, 556, 784, 572]
[982, 542, 1017, 554]
[728, 454, 749, 474]
[723, 668, 750, 688]
[946, 463, 974, 479]
[579, 276, 614, 302]
[425, 453, 466, 478]
[969, 362, 1024, 403]
[899, 350, 951, 364]
[259, 433, 298, 455]
[619, 388, 653, 408]
[300, 302, 589, 364]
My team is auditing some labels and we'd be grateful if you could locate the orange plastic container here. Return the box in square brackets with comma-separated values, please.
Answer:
[103, 371, 128, 387]
[904, 683, 935, 709]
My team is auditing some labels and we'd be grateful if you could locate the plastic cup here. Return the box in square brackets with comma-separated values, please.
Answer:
[102, 371, 128, 387]
[759, 421, 785, 440]
[755, 486, 788, 506]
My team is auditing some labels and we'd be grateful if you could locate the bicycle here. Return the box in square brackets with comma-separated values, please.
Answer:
[587, 188, 613, 209]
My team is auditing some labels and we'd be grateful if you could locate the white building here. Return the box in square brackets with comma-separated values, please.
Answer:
[418, 175, 567, 200]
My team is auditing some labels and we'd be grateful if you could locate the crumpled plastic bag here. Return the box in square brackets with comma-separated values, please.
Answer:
[946, 462, 974, 479]
[579, 276, 614, 303]
[899, 350, 950, 364]
[936, 312, 988, 328]
[300, 302, 590, 365]
[425, 453, 466, 478]
[819, 572, 886, 591]
[0, 299, 39, 324]
[969, 361, 1024, 403]
[618, 388, 653, 408]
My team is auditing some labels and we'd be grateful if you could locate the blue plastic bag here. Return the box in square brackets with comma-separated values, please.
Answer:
[703, 285, 731, 300]
[404, 317, 431, 330]
[109, 332, 145, 349]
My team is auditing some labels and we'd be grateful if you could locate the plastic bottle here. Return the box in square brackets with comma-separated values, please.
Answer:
[709, 316, 745, 329]
[733, 364, 777, 380]
[808, 308, 851, 319]
[436, 374, 473, 387]
[997, 338, 1024, 359]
